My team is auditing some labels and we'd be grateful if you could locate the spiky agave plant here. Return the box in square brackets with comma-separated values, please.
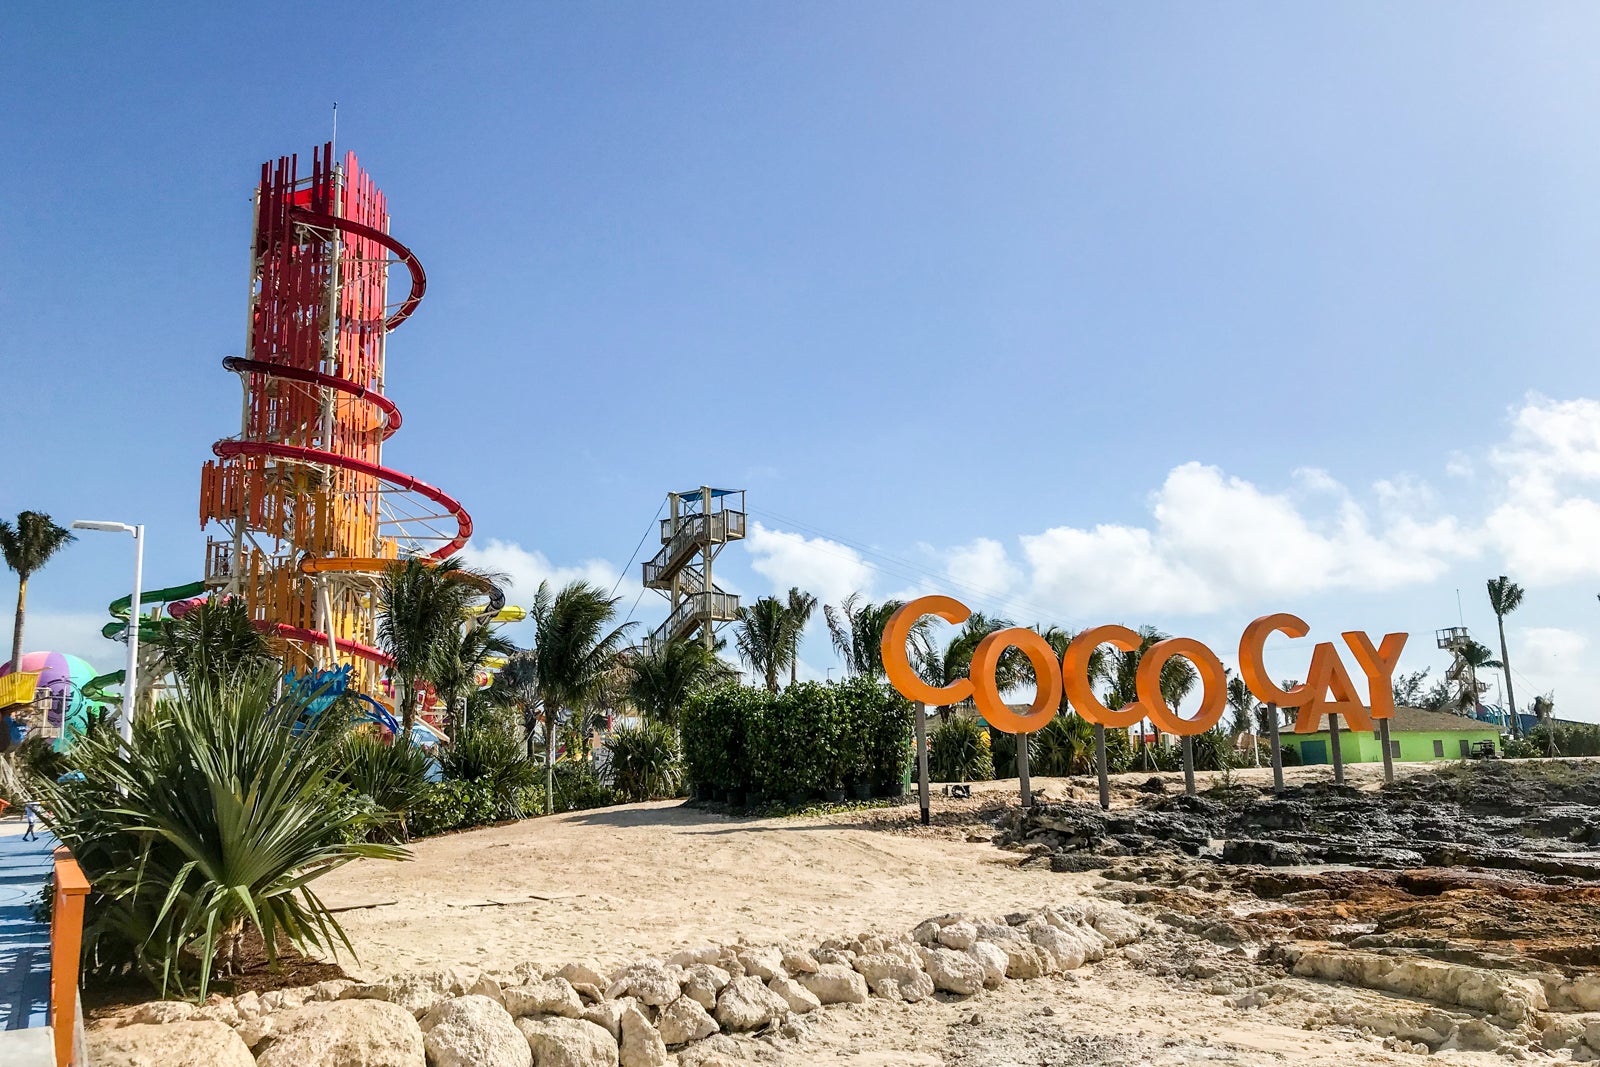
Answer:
[605, 721, 684, 802]
[39, 668, 405, 995]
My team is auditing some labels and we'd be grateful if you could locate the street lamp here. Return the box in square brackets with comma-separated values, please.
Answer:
[72, 520, 143, 743]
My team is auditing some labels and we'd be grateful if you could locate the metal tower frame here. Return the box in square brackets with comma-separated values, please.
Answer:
[642, 487, 746, 652]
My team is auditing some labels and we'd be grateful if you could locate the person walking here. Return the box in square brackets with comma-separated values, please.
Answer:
[21, 798, 38, 842]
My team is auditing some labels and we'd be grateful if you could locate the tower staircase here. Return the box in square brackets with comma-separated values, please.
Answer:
[642, 488, 745, 652]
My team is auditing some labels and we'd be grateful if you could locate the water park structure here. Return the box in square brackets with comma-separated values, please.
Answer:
[84, 144, 499, 718]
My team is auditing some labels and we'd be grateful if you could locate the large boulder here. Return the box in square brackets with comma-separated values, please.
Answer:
[851, 954, 931, 1002]
[798, 964, 868, 1005]
[505, 977, 585, 1019]
[255, 1000, 425, 1067]
[657, 995, 720, 1045]
[619, 1003, 669, 1067]
[920, 947, 985, 996]
[516, 1016, 620, 1067]
[713, 976, 789, 1032]
[966, 942, 1009, 988]
[767, 974, 821, 1013]
[421, 995, 532, 1067]
[556, 962, 609, 990]
[90, 1021, 255, 1067]
[606, 961, 682, 1007]
[935, 921, 978, 950]
[581, 997, 634, 1041]
[735, 945, 783, 980]
[126, 1000, 200, 1025]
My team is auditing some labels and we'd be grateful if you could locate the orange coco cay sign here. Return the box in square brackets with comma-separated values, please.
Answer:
[880, 596, 1408, 737]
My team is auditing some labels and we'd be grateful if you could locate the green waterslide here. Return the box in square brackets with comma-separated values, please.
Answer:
[82, 580, 208, 703]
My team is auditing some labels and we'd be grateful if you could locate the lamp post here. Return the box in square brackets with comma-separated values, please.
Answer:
[72, 521, 143, 744]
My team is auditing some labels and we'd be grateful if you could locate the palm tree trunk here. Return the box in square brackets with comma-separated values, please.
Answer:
[544, 709, 556, 815]
[790, 643, 798, 687]
[10, 577, 26, 669]
[1496, 615, 1519, 739]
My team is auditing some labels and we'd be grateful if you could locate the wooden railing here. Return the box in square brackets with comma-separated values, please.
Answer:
[49, 848, 89, 1067]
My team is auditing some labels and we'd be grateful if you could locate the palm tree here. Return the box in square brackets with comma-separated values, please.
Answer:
[488, 648, 542, 760]
[0, 511, 76, 669]
[1450, 640, 1502, 715]
[376, 556, 486, 745]
[526, 580, 633, 813]
[784, 587, 817, 687]
[1099, 626, 1197, 770]
[733, 597, 793, 693]
[1487, 576, 1525, 738]
[1225, 671, 1259, 766]
[825, 592, 930, 678]
[626, 638, 734, 727]
[433, 622, 517, 737]
[149, 598, 275, 688]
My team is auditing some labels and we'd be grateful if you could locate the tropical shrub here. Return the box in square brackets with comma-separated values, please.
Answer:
[929, 716, 993, 782]
[1277, 744, 1302, 767]
[988, 727, 1028, 779]
[552, 761, 615, 811]
[334, 733, 435, 840]
[681, 683, 769, 794]
[39, 670, 403, 995]
[405, 779, 538, 836]
[846, 676, 913, 791]
[756, 681, 844, 796]
[606, 722, 684, 802]
[438, 716, 541, 817]
[1192, 727, 1238, 771]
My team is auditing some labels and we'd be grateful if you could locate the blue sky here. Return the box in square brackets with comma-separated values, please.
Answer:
[5, 4, 1600, 716]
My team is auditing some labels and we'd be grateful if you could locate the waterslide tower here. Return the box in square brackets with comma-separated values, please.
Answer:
[642, 488, 746, 651]
[1435, 626, 1486, 716]
[197, 145, 472, 690]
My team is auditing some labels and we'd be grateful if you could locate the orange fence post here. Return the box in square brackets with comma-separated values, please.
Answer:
[49, 848, 90, 1067]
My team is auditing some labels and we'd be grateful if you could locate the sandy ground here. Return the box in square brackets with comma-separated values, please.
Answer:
[314, 762, 1515, 1065]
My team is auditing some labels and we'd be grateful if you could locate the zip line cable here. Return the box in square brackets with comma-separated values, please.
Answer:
[609, 499, 666, 601]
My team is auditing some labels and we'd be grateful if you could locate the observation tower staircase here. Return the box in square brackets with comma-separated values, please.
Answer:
[642, 488, 745, 652]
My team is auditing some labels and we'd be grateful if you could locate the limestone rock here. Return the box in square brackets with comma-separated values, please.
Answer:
[1288, 948, 1547, 1025]
[812, 947, 854, 967]
[516, 1016, 620, 1067]
[681, 963, 732, 1009]
[505, 977, 584, 1019]
[851, 953, 931, 1002]
[713, 975, 789, 1032]
[470, 974, 507, 1003]
[311, 979, 357, 1001]
[373, 966, 483, 1017]
[581, 997, 635, 1041]
[606, 961, 682, 1006]
[421, 995, 532, 1067]
[936, 921, 979, 950]
[767, 974, 821, 1014]
[966, 942, 1009, 988]
[127, 1000, 199, 1025]
[90, 1021, 255, 1067]
[1084, 904, 1143, 946]
[1026, 921, 1095, 971]
[233, 990, 262, 1020]
[658, 995, 720, 1045]
[781, 949, 819, 976]
[572, 982, 603, 1004]
[911, 920, 940, 945]
[735, 945, 783, 980]
[668, 945, 721, 968]
[259, 988, 305, 1014]
[994, 939, 1054, 979]
[557, 961, 609, 990]
[920, 947, 986, 996]
[798, 964, 869, 1005]
[233, 1014, 274, 1050]
[619, 1003, 669, 1067]
[255, 1000, 425, 1067]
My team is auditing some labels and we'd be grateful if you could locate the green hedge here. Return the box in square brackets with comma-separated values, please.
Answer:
[681, 677, 912, 801]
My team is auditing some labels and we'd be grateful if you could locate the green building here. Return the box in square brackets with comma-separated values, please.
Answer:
[1280, 705, 1502, 765]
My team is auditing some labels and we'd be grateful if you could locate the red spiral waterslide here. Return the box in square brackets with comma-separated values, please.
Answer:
[197, 144, 473, 681]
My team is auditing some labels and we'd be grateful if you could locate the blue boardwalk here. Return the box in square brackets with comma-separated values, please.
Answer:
[0, 818, 56, 1031]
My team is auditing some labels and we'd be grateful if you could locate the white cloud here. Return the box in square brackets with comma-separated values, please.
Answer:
[1018, 462, 1472, 617]
[1484, 395, 1600, 583]
[745, 522, 874, 605]
[943, 537, 1021, 602]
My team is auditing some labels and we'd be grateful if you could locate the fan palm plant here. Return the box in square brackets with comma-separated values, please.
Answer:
[734, 597, 793, 693]
[626, 638, 734, 727]
[920, 612, 1026, 721]
[526, 580, 634, 813]
[432, 622, 516, 737]
[784, 587, 817, 687]
[1486, 576, 1525, 737]
[1451, 639, 1503, 714]
[0, 510, 75, 668]
[38, 668, 403, 995]
[150, 597, 276, 688]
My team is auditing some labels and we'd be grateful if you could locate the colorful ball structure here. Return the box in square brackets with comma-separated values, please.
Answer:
[0, 650, 105, 747]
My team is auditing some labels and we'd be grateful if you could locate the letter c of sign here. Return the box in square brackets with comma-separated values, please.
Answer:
[880, 596, 973, 707]
[1062, 625, 1147, 729]
[970, 627, 1061, 734]
[1239, 613, 1311, 707]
